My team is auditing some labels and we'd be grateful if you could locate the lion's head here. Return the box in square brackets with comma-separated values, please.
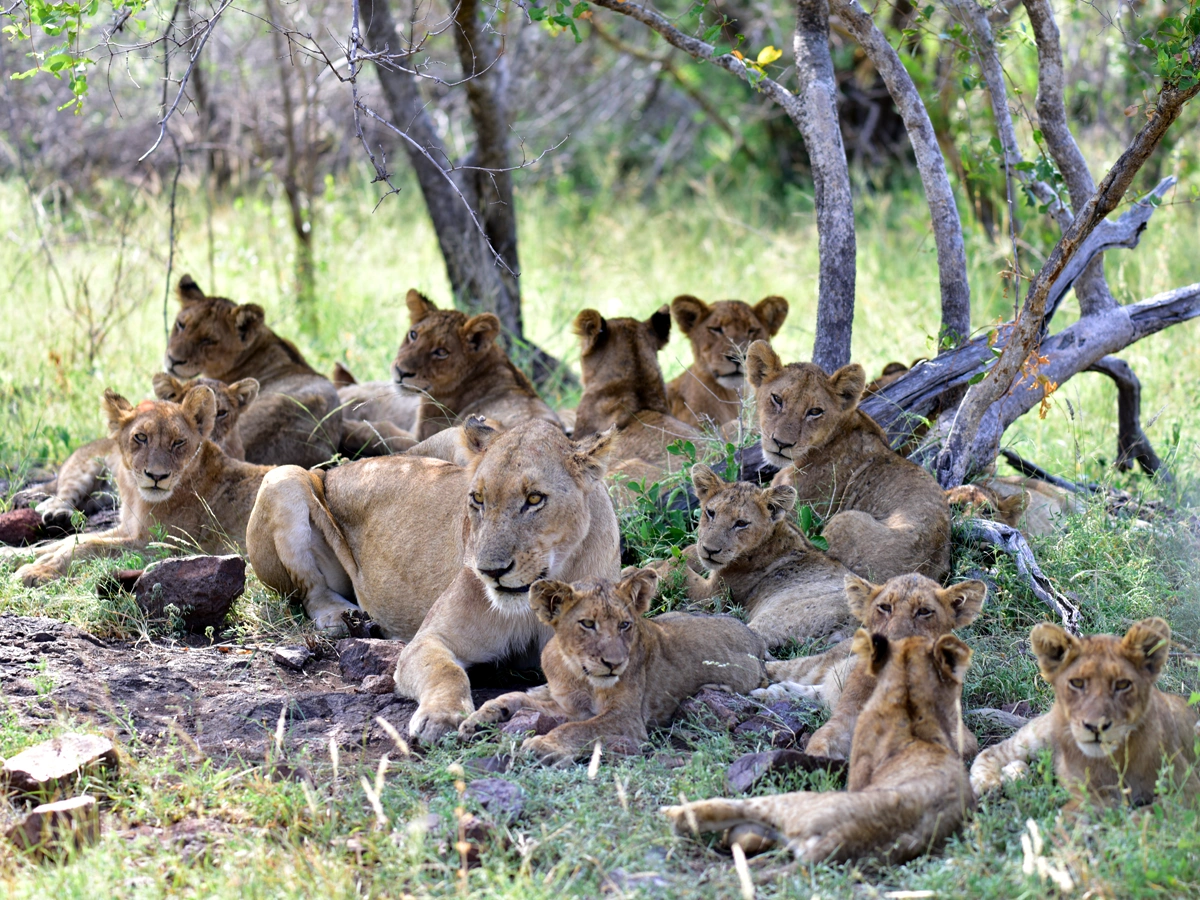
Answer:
[1032, 618, 1172, 759]
[103, 386, 216, 503]
[746, 341, 867, 468]
[151, 373, 259, 455]
[691, 463, 798, 568]
[392, 290, 503, 398]
[671, 295, 788, 389]
[530, 568, 657, 687]
[461, 418, 617, 612]
[573, 306, 672, 407]
[165, 275, 270, 378]
[846, 573, 986, 640]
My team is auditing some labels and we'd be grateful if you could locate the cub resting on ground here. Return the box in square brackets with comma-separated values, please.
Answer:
[762, 573, 986, 760]
[665, 464, 853, 649]
[165, 275, 341, 468]
[664, 630, 976, 864]
[459, 568, 767, 764]
[34, 374, 259, 527]
[246, 418, 621, 741]
[971, 618, 1199, 809]
[14, 388, 272, 586]
[393, 290, 560, 441]
[748, 341, 951, 581]
[330, 362, 420, 457]
[665, 294, 788, 432]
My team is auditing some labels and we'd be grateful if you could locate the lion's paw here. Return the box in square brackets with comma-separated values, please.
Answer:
[521, 734, 576, 767]
[1001, 759, 1030, 783]
[309, 609, 350, 637]
[34, 497, 76, 528]
[15, 562, 58, 588]
[459, 705, 503, 738]
[408, 705, 465, 744]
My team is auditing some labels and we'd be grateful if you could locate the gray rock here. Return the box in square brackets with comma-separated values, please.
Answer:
[466, 777, 526, 821]
[272, 646, 312, 672]
[0, 508, 42, 546]
[336, 638, 404, 683]
[3, 733, 118, 796]
[499, 708, 567, 736]
[725, 749, 845, 793]
[6, 795, 100, 855]
[134, 555, 246, 632]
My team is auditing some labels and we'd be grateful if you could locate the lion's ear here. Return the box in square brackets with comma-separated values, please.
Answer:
[851, 628, 889, 675]
[620, 568, 659, 617]
[746, 340, 783, 389]
[406, 289, 438, 323]
[102, 390, 136, 435]
[648, 305, 672, 349]
[569, 426, 617, 484]
[940, 580, 987, 628]
[671, 295, 709, 336]
[1121, 617, 1171, 679]
[1030, 623, 1080, 680]
[463, 313, 501, 353]
[332, 362, 357, 387]
[573, 309, 607, 355]
[233, 304, 265, 341]
[753, 296, 789, 337]
[844, 574, 879, 622]
[763, 484, 796, 520]
[181, 385, 217, 440]
[177, 274, 206, 305]
[829, 363, 866, 411]
[934, 634, 973, 685]
[690, 464, 723, 502]
[530, 580, 577, 626]
[462, 416, 499, 458]
[229, 378, 260, 410]
[152, 372, 187, 402]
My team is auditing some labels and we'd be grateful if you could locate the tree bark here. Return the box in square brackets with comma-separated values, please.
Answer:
[1086, 356, 1165, 475]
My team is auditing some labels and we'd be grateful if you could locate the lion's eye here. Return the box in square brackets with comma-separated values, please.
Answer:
[579, 619, 596, 630]
[749, 329, 763, 339]
[734, 519, 750, 529]
[175, 320, 185, 332]
[432, 348, 449, 360]
[1113, 679, 1132, 692]
[133, 434, 148, 445]
[198, 338, 216, 348]
[618, 621, 632, 632]
[408, 329, 418, 342]
[708, 325, 725, 336]
[171, 439, 186, 450]
[470, 491, 484, 506]
[806, 407, 824, 418]
[216, 410, 228, 419]
[770, 393, 783, 410]
[877, 604, 892, 615]
[704, 508, 715, 520]
[1069, 678, 1086, 690]
[916, 607, 933, 618]
[526, 493, 544, 507]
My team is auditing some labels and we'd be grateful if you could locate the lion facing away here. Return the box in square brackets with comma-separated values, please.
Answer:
[14, 388, 272, 586]
[393, 290, 560, 441]
[668, 464, 853, 649]
[459, 568, 767, 764]
[664, 630, 975, 864]
[246, 418, 621, 742]
[763, 573, 986, 760]
[165, 274, 341, 468]
[971, 618, 1199, 810]
[748, 342, 951, 581]
[665, 294, 789, 432]
[34, 374, 259, 527]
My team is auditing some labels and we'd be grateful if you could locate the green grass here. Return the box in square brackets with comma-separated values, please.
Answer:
[2, 172, 1200, 896]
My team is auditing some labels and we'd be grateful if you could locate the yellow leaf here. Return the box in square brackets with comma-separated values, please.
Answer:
[757, 45, 782, 65]
[731, 49, 744, 60]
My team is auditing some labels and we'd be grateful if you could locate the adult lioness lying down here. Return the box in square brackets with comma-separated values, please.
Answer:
[246, 418, 621, 741]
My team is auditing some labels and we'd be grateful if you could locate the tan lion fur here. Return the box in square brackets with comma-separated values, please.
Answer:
[246, 418, 621, 741]
[165, 275, 341, 468]
[459, 568, 767, 764]
[665, 295, 788, 431]
[15, 388, 271, 586]
[747, 341, 951, 581]
[392, 290, 559, 441]
[328, 362, 421, 457]
[971, 618, 1199, 810]
[664, 630, 976, 864]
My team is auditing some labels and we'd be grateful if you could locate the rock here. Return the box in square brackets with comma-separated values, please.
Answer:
[464, 755, 514, 775]
[336, 638, 404, 683]
[272, 646, 312, 672]
[3, 734, 118, 796]
[466, 778, 525, 821]
[673, 688, 757, 729]
[6, 795, 100, 855]
[133, 555, 246, 632]
[725, 749, 846, 793]
[499, 708, 567, 737]
[360, 673, 394, 694]
[732, 701, 814, 748]
[0, 508, 42, 546]
[96, 569, 145, 601]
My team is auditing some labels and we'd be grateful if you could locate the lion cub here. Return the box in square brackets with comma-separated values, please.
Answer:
[664, 630, 975, 864]
[971, 618, 1199, 810]
[671, 464, 854, 649]
[330, 362, 420, 457]
[764, 573, 986, 760]
[747, 342, 951, 581]
[665, 294, 788, 432]
[459, 568, 767, 765]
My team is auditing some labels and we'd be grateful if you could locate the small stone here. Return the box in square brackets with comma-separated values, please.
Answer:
[133, 555, 246, 632]
[0, 508, 43, 546]
[272, 646, 312, 671]
[336, 638, 404, 683]
[654, 754, 690, 769]
[3, 734, 118, 796]
[360, 673, 395, 694]
[499, 708, 567, 736]
[466, 778, 525, 821]
[6, 795, 100, 855]
[726, 749, 840, 793]
[464, 755, 513, 775]
[674, 688, 756, 729]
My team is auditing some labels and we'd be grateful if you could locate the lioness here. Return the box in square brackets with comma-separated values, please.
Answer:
[246, 418, 621, 741]
[970, 618, 1199, 809]
[165, 275, 341, 468]
[748, 342, 951, 581]
[665, 294, 789, 431]
[330, 362, 421, 457]
[14, 388, 271, 586]
[764, 573, 986, 759]
[393, 289, 560, 440]
[459, 568, 767, 764]
[668, 464, 853, 649]
[34, 374, 259, 527]
[664, 630, 975, 864]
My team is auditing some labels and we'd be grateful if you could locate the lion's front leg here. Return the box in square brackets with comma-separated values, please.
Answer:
[970, 714, 1053, 797]
[522, 703, 647, 766]
[459, 685, 563, 737]
[397, 631, 476, 743]
[15, 529, 147, 587]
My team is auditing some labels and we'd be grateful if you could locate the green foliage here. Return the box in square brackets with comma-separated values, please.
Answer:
[1142, 1, 1200, 89]
[526, 0, 590, 43]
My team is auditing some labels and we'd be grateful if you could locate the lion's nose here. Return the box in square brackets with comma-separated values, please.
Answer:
[166, 355, 184, 372]
[702, 545, 720, 558]
[1084, 720, 1111, 737]
[145, 470, 170, 484]
[393, 367, 415, 383]
[600, 657, 621, 672]
[478, 561, 515, 582]
[724, 354, 742, 365]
